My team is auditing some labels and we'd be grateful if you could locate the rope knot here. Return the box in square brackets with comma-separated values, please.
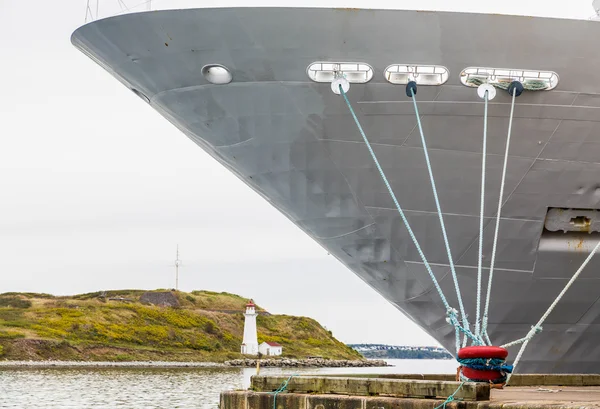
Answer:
[446, 308, 458, 324]
[446, 308, 458, 318]
[525, 325, 543, 339]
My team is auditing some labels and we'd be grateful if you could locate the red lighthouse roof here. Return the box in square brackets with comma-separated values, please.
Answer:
[246, 300, 255, 307]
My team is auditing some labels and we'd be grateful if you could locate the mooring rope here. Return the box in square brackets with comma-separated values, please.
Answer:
[433, 382, 465, 409]
[339, 85, 450, 309]
[505, 239, 600, 381]
[501, 325, 543, 349]
[337, 76, 592, 377]
[270, 375, 295, 409]
[339, 84, 480, 348]
[409, 85, 471, 347]
[447, 312, 481, 346]
[475, 89, 489, 343]
[457, 357, 513, 373]
[481, 86, 518, 344]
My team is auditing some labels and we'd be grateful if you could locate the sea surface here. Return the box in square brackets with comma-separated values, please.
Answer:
[0, 359, 457, 408]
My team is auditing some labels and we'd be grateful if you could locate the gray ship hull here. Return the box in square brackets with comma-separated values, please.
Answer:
[72, 8, 600, 373]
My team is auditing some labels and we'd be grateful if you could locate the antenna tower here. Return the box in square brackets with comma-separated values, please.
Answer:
[175, 244, 182, 291]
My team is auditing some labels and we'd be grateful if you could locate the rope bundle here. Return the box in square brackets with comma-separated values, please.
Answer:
[457, 346, 512, 387]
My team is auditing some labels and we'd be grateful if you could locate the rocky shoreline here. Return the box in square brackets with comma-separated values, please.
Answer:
[0, 359, 389, 368]
[225, 358, 389, 368]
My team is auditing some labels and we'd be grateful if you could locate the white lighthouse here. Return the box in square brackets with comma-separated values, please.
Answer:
[241, 300, 259, 355]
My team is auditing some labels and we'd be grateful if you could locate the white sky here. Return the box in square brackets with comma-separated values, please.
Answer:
[0, 0, 595, 347]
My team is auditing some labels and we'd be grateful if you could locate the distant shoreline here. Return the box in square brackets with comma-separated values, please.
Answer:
[348, 344, 453, 360]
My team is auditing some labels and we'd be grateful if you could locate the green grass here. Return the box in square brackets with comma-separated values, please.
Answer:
[0, 290, 362, 362]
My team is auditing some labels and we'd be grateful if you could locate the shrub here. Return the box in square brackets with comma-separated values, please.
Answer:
[190, 337, 214, 351]
[31, 325, 69, 339]
[306, 337, 325, 347]
[0, 292, 54, 299]
[204, 320, 217, 335]
[0, 296, 31, 309]
[296, 319, 312, 331]
[0, 309, 25, 322]
[0, 330, 25, 339]
[47, 308, 84, 318]
[221, 332, 235, 343]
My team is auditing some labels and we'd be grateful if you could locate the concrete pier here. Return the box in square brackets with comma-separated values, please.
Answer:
[220, 374, 600, 409]
[252, 375, 489, 400]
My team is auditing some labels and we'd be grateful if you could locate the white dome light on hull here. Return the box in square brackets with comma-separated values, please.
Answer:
[460, 67, 559, 91]
[384, 64, 449, 86]
[307, 62, 373, 84]
[201, 64, 233, 85]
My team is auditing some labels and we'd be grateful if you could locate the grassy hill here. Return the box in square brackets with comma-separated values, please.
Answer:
[0, 290, 361, 362]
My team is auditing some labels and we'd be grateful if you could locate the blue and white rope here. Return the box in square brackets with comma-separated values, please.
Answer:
[482, 87, 518, 344]
[340, 84, 480, 348]
[505, 240, 600, 382]
[434, 382, 465, 409]
[475, 90, 489, 343]
[410, 88, 471, 347]
[339, 85, 452, 312]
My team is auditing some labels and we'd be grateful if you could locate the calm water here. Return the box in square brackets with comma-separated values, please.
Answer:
[0, 360, 457, 408]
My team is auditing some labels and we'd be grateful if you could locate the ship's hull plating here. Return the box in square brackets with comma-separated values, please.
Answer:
[72, 8, 600, 372]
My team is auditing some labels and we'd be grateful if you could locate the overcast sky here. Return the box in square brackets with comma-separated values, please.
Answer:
[0, 0, 595, 347]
